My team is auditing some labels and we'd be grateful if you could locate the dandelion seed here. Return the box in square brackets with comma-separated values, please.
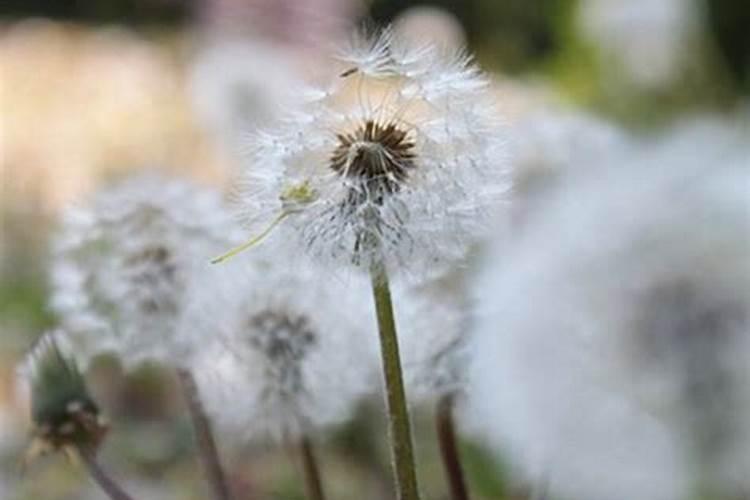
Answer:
[468, 144, 750, 500]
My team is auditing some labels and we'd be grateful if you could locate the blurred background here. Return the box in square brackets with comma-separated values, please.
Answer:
[1, 0, 748, 499]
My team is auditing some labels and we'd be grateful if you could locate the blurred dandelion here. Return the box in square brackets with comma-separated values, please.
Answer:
[188, 244, 376, 500]
[468, 142, 750, 500]
[18, 330, 134, 500]
[51, 171, 239, 367]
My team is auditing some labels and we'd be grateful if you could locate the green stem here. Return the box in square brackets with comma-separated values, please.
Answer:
[299, 436, 327, 500]
[369, 263, 421, 500]
[176, 368, 233, 500]
[436, 394, 470, 500]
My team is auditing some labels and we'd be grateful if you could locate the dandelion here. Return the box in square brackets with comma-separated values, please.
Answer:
[51, 171, 240, 367]
[468, 148, 750, 500]
[18, 330, 134, 500]
[187, 244, 377, 500]
[222, 27, 508, 500]
[229, 26, 508, 276]
[51, 171, 239, 500]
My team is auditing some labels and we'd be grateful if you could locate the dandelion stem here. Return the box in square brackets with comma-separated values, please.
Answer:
[436, 394, 470, 500]
[210, 211, 291, 264]
[176, 368, 233, 500]
[299, 436, 327, 500]
[369, 262, 421, 500]
[80, 450, 136, 500]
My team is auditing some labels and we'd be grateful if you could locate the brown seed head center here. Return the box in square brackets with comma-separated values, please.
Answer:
[330, 120, 416, 194]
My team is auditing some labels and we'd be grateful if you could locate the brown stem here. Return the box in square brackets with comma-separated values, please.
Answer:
[176, 367, 233, 500]
[436, 394, 470, 500]
[80, 451, 136, 500]
[299, 436, 327, 500]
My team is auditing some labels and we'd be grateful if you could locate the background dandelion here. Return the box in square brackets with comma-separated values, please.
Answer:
[188, 252, 377, 445]
[186, 243, 377, 499]
[468, 141, 750, 500]
[51, 171, 240, 368]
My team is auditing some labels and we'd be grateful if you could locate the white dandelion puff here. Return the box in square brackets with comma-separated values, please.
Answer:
[51, 171, 241, 368]
[186, 244, 378, 443]
[468, 147, 750, 500]
[233, 26, 509, 278]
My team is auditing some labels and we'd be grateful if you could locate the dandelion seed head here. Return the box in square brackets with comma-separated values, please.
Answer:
[51, 172, 241, 368]
[186, 245, 378, 443]
[240, 26, 509, 277]
[468, 142, 750, 500]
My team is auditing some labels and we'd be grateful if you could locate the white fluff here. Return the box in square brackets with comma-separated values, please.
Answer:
[468, 133, 750, 500]
[237, 26, 509, 279]
[51, 171, 241, 368]
[185, 241, 378, 443]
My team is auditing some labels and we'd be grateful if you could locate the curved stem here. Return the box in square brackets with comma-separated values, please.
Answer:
[80, 451, 136, 500]
[299, 436, 327, 500]
[436, 394, 470, 500]
[211, 211, 291, 264]
[369, 263, 421, 500]
[176, 368, 233, 500]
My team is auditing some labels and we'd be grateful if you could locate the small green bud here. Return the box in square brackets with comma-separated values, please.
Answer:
[22, 332, 108, 466]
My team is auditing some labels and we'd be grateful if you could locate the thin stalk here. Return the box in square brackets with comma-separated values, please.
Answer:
[299, 436, 327, 500]
[80, 451, 135, 500]
[369, 262, 421, 500]
[436, 394, 470, 500]
[176, 367, 233, 500]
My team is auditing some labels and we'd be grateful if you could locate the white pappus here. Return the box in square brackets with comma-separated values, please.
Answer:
[236, 26, 509, 278]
